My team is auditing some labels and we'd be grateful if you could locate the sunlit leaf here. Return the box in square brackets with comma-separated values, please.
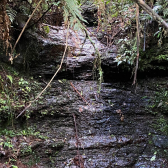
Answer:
[58, 80, 63, 83]
[150, 154, 156, 161]
[7, 75, 13, 84]
[157, 101, 163, 107]
[117, 61, 122, 66]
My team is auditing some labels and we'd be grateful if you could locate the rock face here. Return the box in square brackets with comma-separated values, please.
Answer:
[15, 78, 168, 168]
[0, 25, 118, 80]
[81, 3, 98, 26]
[153, 135, 168, 148]
[31, 26, 118, 80]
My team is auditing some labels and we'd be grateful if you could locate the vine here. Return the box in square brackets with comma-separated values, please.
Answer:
[16, 23, 70, 118]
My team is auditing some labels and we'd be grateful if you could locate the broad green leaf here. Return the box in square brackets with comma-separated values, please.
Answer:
[7, 75, 13, 84]
[12, 166, 18, 168]
[150, 155, 156, 161]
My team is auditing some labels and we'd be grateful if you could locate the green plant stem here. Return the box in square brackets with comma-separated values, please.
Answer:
[133, 3, 140, 86]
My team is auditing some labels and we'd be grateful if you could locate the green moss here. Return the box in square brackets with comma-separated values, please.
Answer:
[43, 25, 50, 34]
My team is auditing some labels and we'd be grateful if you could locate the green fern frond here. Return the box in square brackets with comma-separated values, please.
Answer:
[6, 6, 17, 23]
[63, 0, 87, 31]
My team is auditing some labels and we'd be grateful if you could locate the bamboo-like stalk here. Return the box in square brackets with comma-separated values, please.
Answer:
[133, 3, 140, 86]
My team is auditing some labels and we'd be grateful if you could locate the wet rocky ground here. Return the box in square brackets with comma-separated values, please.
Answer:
[1, 24, 168, 167]
[14, 77, 168, 168]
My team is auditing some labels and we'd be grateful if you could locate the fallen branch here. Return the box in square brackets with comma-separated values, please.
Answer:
[16, 24, 70, 118]
[70, 82, 89, 105]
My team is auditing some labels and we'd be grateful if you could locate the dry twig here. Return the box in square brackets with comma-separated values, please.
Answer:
[70, 82, 89, 105]
[16, 24, 70, 118]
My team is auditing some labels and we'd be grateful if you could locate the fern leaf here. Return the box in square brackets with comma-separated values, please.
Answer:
[6, 6, 17, 23]
[63, 0, 87, 31]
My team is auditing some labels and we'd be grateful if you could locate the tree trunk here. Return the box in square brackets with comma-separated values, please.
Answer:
[133, 0, 168, 29]
[0, 0, 11, 53]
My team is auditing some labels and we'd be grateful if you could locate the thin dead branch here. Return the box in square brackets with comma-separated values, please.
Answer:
[9, 0, 43, 64]
[16, 23, 70, 118]
[70, 82, 89, 105]
[133, 3, 140, 86]
[26, 4, 54, 30]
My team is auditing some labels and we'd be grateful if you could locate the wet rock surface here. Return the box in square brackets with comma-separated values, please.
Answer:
[81, 3, 97, 26]
[32, 26, 117, 80]
[16, 78, 168, 168]
[1, 22, 168, 168]
[152, 135, 168, 148]
[0, 26, 118, 80]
